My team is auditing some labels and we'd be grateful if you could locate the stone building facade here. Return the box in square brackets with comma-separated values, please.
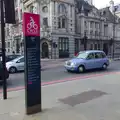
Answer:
[3, 0, 120, 58]
[22, 0, 120, 58]
[3, 0, 23, 55]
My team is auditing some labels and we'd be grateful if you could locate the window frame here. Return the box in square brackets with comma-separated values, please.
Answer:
[87, 53, 95, 60]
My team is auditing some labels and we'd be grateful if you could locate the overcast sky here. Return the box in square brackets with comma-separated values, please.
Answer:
[93, 0, 120, 9]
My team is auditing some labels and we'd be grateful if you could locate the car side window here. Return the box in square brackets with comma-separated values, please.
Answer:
[18, 58, 24, 63]
[101, 53, 106, 58]
[95, 52, 102, 59]
[87, 53, 94, 59]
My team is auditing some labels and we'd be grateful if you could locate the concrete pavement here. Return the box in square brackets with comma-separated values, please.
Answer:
[0, 72, 120, 120]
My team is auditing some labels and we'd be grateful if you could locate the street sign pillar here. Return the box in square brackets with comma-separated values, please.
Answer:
[23, 12, 41, 114]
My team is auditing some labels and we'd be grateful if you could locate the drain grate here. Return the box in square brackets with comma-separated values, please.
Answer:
[59, 90, 107, 107]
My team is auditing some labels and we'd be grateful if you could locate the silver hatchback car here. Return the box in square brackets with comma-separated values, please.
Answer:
[6, 56, 24, 73]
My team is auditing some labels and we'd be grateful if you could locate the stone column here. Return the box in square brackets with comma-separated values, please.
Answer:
[69, 36, 75, 58]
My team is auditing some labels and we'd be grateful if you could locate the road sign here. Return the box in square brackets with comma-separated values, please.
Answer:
[23, 12, 41, 114]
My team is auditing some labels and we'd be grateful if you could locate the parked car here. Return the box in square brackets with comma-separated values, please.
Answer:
[0, 55, 21, 62]
[6, 55, 21, 62]
[0, 62, 9, 82]
[6, 56, 24, 73]
[64, 50, 110, 73]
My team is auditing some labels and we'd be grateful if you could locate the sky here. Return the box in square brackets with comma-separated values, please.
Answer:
[93, 0, 120, 9]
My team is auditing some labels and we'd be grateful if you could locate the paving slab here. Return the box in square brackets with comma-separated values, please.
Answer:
[0, 72, 120, 120]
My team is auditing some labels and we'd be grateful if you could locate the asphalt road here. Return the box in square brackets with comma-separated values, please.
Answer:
[0, 61, 120, 90]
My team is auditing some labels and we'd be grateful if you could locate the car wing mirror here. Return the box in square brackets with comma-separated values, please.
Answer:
[16, 60, 20, 63]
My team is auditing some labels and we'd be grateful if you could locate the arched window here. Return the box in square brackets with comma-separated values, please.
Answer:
[58, 4, 66, 14]
[42, 6, 48, 13]
[58, 16, 67, 28]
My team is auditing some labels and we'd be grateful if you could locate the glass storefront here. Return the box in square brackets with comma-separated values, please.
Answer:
[58, 37, 69, 58]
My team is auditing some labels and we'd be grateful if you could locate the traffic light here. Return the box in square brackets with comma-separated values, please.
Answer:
[4, 0, 16, 24]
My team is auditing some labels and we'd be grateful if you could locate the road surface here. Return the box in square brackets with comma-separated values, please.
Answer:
[0, 61, 120, 92]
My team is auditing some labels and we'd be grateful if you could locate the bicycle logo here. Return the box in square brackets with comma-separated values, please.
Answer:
[27, 16, 38, 35]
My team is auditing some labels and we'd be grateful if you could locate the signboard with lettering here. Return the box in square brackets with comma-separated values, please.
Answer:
[23, 12, 41, 114]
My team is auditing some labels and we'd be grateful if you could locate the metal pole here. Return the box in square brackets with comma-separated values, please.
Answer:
[51, 41, 52, 59]
[1, 0, 7, 99]
[112, 9, 115, 59]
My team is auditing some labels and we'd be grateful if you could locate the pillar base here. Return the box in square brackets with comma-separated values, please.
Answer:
[26, 104, 42, 115]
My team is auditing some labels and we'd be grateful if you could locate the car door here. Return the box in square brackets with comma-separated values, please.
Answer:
[16, 57, 24, 71]
[94, 52, 107, 68]
[94, 52, 103, 68]
[85, 53, 96, 70]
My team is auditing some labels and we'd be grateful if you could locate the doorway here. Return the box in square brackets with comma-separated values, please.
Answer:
[103, 43, 108, 55]
[42, 42, 49, 58]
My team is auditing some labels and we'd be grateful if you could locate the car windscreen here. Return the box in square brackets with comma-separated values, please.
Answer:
[76, 52, 88, 59]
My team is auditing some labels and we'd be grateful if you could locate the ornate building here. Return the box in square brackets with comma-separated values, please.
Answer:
[4, 0, 23, 55]
[23, 0, 75, 58]
[75, 0, 120, 57]
[3, 0, 120, 58]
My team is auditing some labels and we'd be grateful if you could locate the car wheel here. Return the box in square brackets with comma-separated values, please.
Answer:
[102, 63, 107, 70]
[67, 70, 71, 72]
[78, 65, 85, 73]
[9, 67, 17, 73]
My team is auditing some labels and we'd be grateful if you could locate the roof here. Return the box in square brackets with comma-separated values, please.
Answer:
[75, 0, 92, 14]
[86, 50, 104, 53]
[99, 7, 118, 23]
[79, 50, 104, 53]
[115, 4, 120, 12]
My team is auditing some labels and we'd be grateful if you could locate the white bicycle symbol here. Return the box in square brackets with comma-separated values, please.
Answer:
[27, 16, 38, 34]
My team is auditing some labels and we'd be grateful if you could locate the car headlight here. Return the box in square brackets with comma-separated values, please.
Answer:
[71, 62, 76, 66]
[65, 61, 68, 64]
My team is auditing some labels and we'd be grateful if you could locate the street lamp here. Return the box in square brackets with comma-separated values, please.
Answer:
[81, 32, 88, 50]
[112, 1, 117, 59]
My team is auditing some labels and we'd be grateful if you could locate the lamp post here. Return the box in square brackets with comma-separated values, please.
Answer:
[112, 1, 117, 59]
[112, 7, 115, 59]
[82, 32, 88, 50]
[1, 0, 7, 99]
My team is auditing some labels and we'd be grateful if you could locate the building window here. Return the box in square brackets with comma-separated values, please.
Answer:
[75, 39, 80, 54]
[42, 6, 48, 13]
[95, 31, 98, 37]
[54, 1, 55, 15]
[62, 18, 66, 28]
[104, 25, 108, 36]
[90, 30, 93, 38]
[98, 43, 101, 50]
[90, 44, 94, 50]
[94, 44, 97, 50]
[30, 5, 34, 13]
[84, 21, 87, 28]
[98, 23, 100, 29]
[58, 17, 66, 28]
[58, 18, 61, 28]
[95, 23, 97, 29]
[8, 42, 10, 48]
[43, 17, 48, 26]
[13, 41, 15, 47]
[8, 49, 10, 52]
[20, 9, 22, 21]
[15, 10, 19, 22]
[70, 5, 72, 17]
[6, 27, 9, 36]
[58, 4, 66, 14]
[90, 21, 94, 28]
[59, 37, 69, 58]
